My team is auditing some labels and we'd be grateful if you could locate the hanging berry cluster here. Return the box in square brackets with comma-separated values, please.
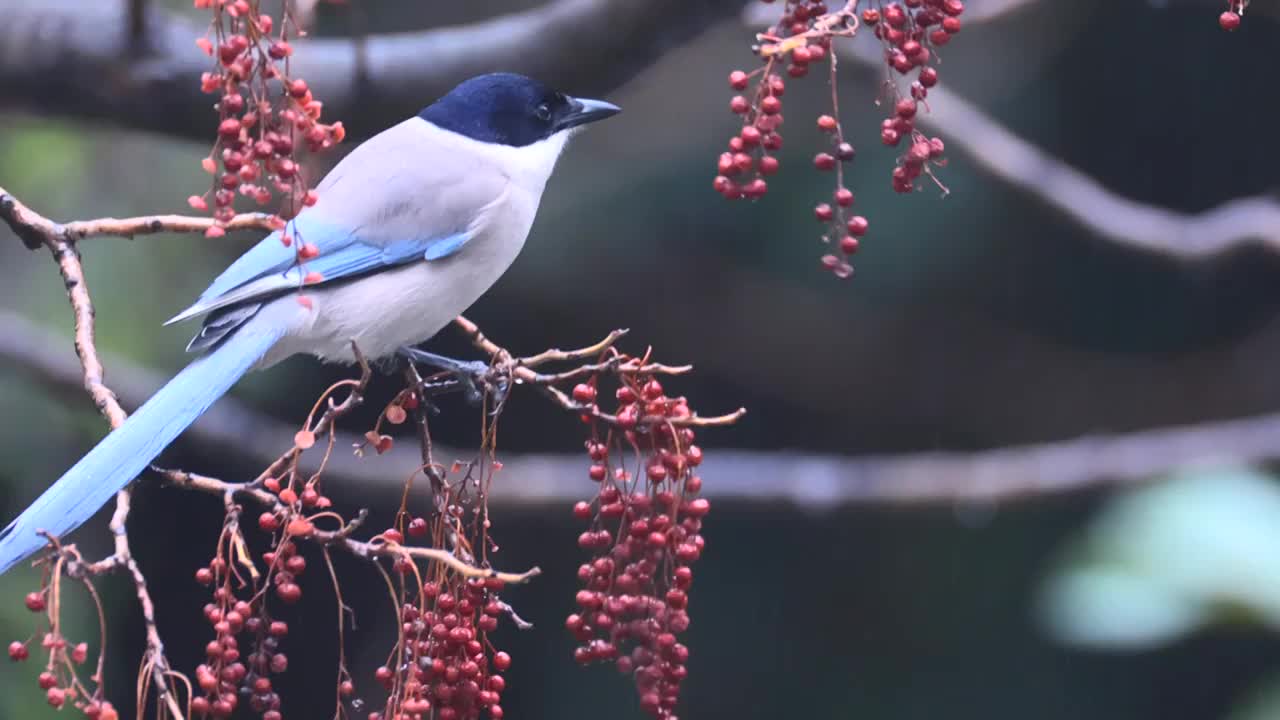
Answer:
[716, 0, 963, 279]
[371, 577, 514, 720]
[363, 384, 521, 720]
[189, 478, 338, 720]
[8, 575, 118, 719]
[1219, 1, 1249, 30]
[188, 0, 345, 238]
[568, 377, 708, 720]
[191, 545, 297, 719]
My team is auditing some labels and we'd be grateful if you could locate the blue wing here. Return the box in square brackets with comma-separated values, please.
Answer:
[166, 213, 471, 327]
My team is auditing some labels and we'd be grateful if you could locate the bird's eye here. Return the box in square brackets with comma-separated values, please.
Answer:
[534, 102, 552, 122]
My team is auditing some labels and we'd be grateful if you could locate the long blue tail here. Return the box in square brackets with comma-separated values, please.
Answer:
[0, 323, 284, 574]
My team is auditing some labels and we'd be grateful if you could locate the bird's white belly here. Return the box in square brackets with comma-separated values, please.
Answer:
[259, 208, 533, 367]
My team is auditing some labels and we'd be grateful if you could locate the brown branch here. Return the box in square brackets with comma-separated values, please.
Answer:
[0, 0, 749, 142]
[63, 212, 278, 241]
[162, 469, 540, 584]
[451, 316, 748, 428]
[0, 187, 183, 715]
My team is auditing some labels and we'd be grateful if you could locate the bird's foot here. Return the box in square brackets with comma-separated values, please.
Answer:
[398, 347, 510, 411]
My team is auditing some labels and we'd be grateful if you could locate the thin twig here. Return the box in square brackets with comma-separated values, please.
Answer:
[161, 470, 540, 584]
[451, 316, 747, 428]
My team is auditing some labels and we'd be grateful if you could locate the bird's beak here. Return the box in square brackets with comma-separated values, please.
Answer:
[555, 97, 621, 132]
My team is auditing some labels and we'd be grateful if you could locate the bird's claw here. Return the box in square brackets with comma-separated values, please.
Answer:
[399, 347, 510, 412]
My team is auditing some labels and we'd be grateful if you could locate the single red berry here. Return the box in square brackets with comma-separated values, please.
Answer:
[814, 203, 834, 222]
[408, 517, 428, 537]
[217, 118, 242, 139]
[729, 96, 749, 114]
[276, 582, 302, 604]
[919, 66, 939, 87]
[728, 70, 749, 90]
[285, 555, 307, 575]
[493, 651, 512, 671]
[38, 671, 57, 689]
[813, 153, 836, 171]
[24, 592, 45, 612]
[8, 641, 28, 661]
[817, 115, 837, 132]
[258, 512, 280, 532]
[885, 4, 907, 27]
[572, 383, 597, 403]
[847, 216, 869, 236]
[1220, 11, 1241, 31]
[46, 687, 65, 708]
[840, 236, 860, 254]
[834, 188, 855, 207]
[761, 96, 782, 115]
[759, 156, 779, 175]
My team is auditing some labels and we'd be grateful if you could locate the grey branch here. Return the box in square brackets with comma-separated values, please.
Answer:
[0, 0, 746, 141]
[2, 309, 1270, 510]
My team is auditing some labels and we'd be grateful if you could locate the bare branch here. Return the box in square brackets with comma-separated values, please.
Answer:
[162, 469, 540, 584]
[0, 0, 748, 142]
[451, 316, 748, 428]
[0, 187, 183, 714]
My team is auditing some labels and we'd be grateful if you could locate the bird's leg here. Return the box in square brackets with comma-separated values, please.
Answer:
[398, 347, 509, 409]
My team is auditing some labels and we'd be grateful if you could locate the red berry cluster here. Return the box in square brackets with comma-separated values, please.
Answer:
[1220, 1, 1249, 30]
[370, 576, 512, 720]
[716, 0, 963, 278]
[192, 537, 306, 719]
[568, 378, 708, 719]
[189, 0, 345, 238]
[9, 587, 118, 718]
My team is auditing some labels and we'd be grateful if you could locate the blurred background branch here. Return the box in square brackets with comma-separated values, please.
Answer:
[3, 306, 1274, 509]
[0, 0, 749, 142]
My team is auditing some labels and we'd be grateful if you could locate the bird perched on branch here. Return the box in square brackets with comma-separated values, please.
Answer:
[0, 72, 619, 574]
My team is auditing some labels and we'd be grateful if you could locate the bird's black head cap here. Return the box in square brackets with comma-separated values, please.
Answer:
[419, 72, 620, 147]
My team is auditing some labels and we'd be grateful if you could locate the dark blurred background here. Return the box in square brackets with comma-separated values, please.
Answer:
[4, 0, 1280, 718]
